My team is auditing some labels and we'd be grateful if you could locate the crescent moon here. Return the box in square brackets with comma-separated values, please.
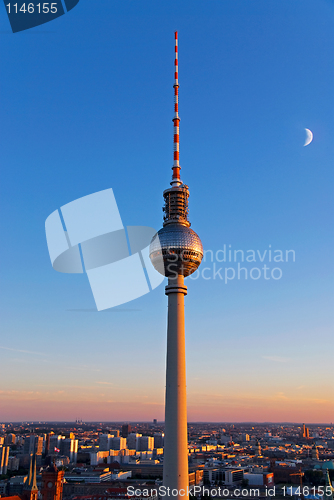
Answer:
[304, 128, 313, 146]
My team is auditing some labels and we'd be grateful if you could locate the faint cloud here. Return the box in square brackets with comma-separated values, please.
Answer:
[66, 308, 141, 312]
[306, 397, 331, 405]
[35, 384, 94, 389]
[38, 357, 101, 373]
[142, 401, 163, 406]
[68, 365, 101, 372]
[96, 381, 113, 386]
[0, 346, 45, 356]
[262, 355, 291, 363]
[275, 392, 289, 400]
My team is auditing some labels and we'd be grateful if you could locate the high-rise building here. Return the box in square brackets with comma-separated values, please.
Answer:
[24, 436, 43, 456]
[0, 445, 9, 475]
[110, 437, 126, 451]
[302, 424, 310, 439]
[149, 32, 203, 500]
[110, 429, 120, 437]
[137, 436, 154, 452]
[99, 434, 113, 451]
[48, 435, 62, 454]
[127, 433, 141, 450]
[5, 433, 16, 446]
[154, 433, 164, 449]
[7, 456, 20, 471]
[45, 433, 54, 455]
[121, 424, 131, 438]
[60, 438, 78, 463]
[41, 464, 64, 500]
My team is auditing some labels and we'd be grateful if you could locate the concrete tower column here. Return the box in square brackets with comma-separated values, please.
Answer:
[163, 274, 189, 499]
[149, 32, 203, 500]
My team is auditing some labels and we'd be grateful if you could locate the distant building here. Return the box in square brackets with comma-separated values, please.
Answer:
[218, 435, 231, 445]
[224, 469, 244, 485]
[60, 438, 78, 463]
[8, 476, 28, 496]
[5, 434, 16, 446]
[153, 448, 163, 458]
[107, 449, 132, 465]
[24, 436, 43, 456]
[64, 470, 131, 483]
[19, 454, 35, 469]
[203, 468, 224, 485]
[121, 425, 131, 438]
[90, 451, 110, 466]
[127, 433, 141, 450]
[0, 479, 6, 495]
[137, 436, 154, 452]
[244, 472, 274, 487]
[99, 434, 113, 451]
[302, 424, 310, 439]
[49, 436, 62, 454]
[110, 437, 126, 451]
[271, 462, 303, 485]
[45, 433, 54, 454]
[312, 445, 319, 461]
[153, 433, 164, 449]
[0, 445, 9, 474]
[48, 435, 77, 462]
[8, 456, 20, 471]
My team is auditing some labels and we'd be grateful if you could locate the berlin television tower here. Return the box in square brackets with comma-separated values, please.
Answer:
[150, 32, 203, 499]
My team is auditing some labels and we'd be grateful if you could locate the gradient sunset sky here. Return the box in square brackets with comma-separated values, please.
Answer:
[0, 0, 333, 423]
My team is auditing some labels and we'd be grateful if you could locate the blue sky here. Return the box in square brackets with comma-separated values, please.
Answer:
[0, 0, 333, 422]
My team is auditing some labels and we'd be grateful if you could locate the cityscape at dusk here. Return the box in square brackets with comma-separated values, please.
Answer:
[0, 0, 334, 498]
[0, 421, 334, 499]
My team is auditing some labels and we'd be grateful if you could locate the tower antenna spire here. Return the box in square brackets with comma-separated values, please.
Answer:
[172, 31, 181, 186]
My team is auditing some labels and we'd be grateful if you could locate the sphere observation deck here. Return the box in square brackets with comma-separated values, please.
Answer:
[149, 223, 203, 278]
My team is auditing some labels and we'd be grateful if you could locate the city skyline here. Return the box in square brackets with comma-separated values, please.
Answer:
[0, 0, 333, 423]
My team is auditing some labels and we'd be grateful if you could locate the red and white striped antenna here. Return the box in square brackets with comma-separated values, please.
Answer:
[171, 31, 182, 187]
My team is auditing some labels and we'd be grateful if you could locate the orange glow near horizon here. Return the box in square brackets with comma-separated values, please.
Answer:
[1, 385, 333, 423]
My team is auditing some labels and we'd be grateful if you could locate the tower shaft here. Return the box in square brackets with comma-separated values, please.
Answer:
[150, 32, 202, 500]
[163, 275, 189, 499]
